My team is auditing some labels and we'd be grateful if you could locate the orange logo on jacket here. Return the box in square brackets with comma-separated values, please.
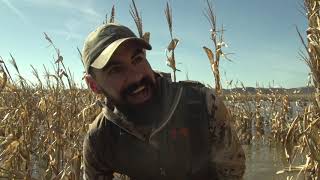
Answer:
[170, 128, 189, 139]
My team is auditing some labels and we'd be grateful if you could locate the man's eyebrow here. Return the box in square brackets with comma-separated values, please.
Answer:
[131, 49, 144, 59]
[103, 61, 122, 71]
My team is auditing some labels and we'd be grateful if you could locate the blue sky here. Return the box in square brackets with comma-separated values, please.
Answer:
[0, 0, 308, 88]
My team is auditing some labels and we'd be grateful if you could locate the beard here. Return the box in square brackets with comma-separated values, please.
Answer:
[121, 75, 157, 112]
[102, 75, 158, 113]
[121, 76, 155, 102]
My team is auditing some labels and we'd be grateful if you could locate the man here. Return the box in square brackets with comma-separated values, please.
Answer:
[82, 23, 245, 180]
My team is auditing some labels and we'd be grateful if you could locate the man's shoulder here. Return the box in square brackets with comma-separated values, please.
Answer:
[201, 87, 228, 118]
[154, 71, 172, 82]
[83, 111, 115, 177]
[178, 80, 206, 89]
[84, 110, 118, 158]
[89, 112, 108, 131]
[86, 111, 114, 142]
[155, 73, 219, 116]
[177, 80, 216, 103]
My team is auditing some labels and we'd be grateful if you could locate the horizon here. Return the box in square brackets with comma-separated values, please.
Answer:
[0, 0, 309, 88]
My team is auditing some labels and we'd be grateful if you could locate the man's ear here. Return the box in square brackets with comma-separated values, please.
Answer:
[84, 74, 102, 94]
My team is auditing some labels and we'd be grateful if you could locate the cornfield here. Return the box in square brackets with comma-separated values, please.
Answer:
[0, 0, 319, 180]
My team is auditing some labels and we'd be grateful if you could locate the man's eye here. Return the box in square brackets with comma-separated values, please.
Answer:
[108, 66, 123, 74]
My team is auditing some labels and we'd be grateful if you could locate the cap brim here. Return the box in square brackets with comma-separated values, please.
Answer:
[90, 37, 152, 69]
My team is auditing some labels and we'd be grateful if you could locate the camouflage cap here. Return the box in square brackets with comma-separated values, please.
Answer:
[82, 23, 152, 73]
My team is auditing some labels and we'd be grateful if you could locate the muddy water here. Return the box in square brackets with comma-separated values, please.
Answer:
[243, 144, 306, 180]
[227, 101, 310, 180]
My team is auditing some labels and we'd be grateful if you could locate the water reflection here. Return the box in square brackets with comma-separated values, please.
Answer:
[244, 144, 306, 180]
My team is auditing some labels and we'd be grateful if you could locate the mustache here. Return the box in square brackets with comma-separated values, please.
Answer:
[122, 76, 154, 96]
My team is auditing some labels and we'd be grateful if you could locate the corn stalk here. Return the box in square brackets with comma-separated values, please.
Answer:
[203, 0, 232, 95]
[130, 0, 150, 43]
[165, 2, 180, 82]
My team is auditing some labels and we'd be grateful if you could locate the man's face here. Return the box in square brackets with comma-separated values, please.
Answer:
[91, 41, 156, 108]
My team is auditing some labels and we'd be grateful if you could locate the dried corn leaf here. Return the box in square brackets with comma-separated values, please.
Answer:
[0, 140, 19, 161]
[167, 38, 179, 52]
[307, 129, 320, 162]
[203, 46, 214, 64]
[70, 154, 81, 179]
[38, 97, 46, 112]
[284, 116, 300, 161]
[2, 112, 10, 122]
[55, 55, 63, 64]
[44, 32, 53, 44]
[109, 5, 115, 23]
[0, 71, 7, 91]
[143, 32, 150, 43]
[0, 134, 14, 147]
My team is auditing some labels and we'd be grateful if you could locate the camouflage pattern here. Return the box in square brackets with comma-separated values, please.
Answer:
[205, 88, 246, 179]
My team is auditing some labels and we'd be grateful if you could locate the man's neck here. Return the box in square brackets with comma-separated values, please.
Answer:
[120, 108, 157, 126]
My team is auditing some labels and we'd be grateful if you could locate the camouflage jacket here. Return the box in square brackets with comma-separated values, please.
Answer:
[83, 74, 246, 180]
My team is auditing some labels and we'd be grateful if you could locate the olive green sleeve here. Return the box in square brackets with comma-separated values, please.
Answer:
[83, 134, 114, 180]
[205, 89, 246, 180]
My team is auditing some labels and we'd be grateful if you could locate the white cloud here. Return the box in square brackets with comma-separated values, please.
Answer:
[21, 0, 103, 27]
[1, 0, 29, 24]
[49, 29, 82, 41]
[14, 0, 103, 40]
[20, 0, 101, 20]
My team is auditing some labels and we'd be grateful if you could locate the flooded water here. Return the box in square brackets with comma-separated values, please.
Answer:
[244, 144, 306, 180]
[226, 100, 311, 180]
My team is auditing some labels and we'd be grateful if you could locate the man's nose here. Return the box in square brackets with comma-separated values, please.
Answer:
[126, 67, 143, 83]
